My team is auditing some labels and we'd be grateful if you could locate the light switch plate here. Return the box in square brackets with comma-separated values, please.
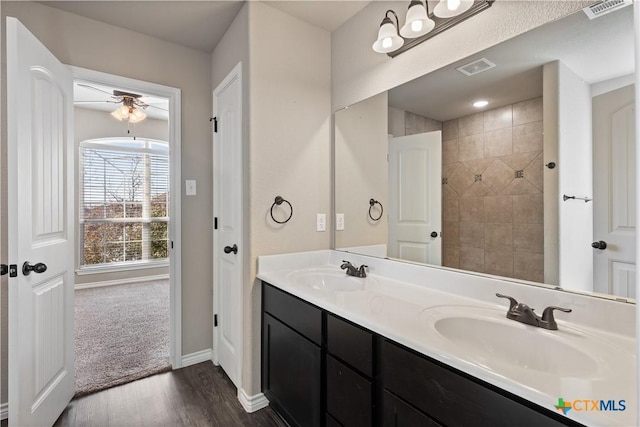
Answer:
[316, 214, 326, 232]
[336, 213, 345, 231]
[185, 180, 197, 196]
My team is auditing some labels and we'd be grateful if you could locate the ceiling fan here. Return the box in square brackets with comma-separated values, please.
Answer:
[74, 83, 168, 123]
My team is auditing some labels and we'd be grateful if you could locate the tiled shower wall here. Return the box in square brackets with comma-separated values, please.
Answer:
[440, 98, 544, 282]
[394, 98, 544, 282]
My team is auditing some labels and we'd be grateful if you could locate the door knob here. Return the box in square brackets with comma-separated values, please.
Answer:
[224, 244, 238, 254]
[1, 264, 7, 276]
[22, 261, 47, 276]
[430, 231, 438, 238]
[591, 241, 607, 250]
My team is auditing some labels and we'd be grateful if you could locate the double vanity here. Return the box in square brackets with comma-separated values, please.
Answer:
[258, 250, 636, 427]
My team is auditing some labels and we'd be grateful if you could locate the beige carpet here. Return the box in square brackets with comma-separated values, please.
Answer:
[74, 280, 171, 397]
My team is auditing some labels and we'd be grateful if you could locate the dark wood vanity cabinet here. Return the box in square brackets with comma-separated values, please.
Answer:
[326, 314, 374, 426]
[380, 340, 582, 427]
[261, 282, 583, 427]
[262, 284, 322, 427]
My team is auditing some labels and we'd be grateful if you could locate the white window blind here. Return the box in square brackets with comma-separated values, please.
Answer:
[79, 138, 169, 268]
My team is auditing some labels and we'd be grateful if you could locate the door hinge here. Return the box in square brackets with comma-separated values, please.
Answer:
[214, 314, 218, 327]
[210, 116, 218, 133]
[214, 217, 218, 230]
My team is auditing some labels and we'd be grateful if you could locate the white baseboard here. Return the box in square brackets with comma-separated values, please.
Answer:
[238, 389, 269, 413]
[181, 349, 213, 368]
[74, 274, 169, 290]
[1, 402, 8, 420]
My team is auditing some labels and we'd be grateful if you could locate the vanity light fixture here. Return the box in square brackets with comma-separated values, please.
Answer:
[472, 99, 489, 108]
[399, 0, 435, 38]
[372, 10, 404, 53]
[433, 0, 474, 18]
[373, 0, 494, 58]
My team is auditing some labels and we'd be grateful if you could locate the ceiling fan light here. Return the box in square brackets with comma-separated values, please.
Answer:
[400, 0, 434, 38]
[434, 0, 474, 18]
[129, 108, 147, 123]
[373, 16, 404, 53]
[111, 108, 125, 121]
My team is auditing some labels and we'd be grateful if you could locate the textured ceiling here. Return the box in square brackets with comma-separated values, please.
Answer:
[388, 4, 634, 122]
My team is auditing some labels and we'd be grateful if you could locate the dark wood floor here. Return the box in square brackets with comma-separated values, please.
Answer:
[50, 362, 286, 427]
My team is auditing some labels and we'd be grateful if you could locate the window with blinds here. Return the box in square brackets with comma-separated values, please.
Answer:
[79, 138, 170, 268]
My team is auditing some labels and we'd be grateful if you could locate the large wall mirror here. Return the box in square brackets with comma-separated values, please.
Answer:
[334, 4, 635, 301]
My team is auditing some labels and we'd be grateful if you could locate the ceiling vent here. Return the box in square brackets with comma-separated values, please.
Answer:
[456, 58, 496, 77]
[583, 0, 632, 19]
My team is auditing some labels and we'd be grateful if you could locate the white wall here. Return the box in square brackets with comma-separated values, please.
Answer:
[543, 60, 594, 290]
[554, 62, 593, 291]
[211, 1, 331, 397]
[1, 1, 213, 404]
[331, 0, 589, 111]
[543, 62, 560, 285]
[247, 1, 331, 396]
[335, 92, 388, 250]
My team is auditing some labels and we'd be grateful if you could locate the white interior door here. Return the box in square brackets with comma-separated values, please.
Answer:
[7, 17, 75, 426]
[593, 84, 636, 298]
[212, 63, 243, 388]
[388, 131, 442, 265]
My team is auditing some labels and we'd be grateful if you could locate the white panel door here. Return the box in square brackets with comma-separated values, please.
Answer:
[593, 85, 635, 297]
[388, 132, 442, 264]
[212, 63, 243, 388]
[7, 17, 75, 426]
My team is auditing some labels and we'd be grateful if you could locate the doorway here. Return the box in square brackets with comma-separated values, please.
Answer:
[71, 68, 183, 391]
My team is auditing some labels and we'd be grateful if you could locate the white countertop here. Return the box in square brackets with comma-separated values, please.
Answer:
[257, 250, 637, 427]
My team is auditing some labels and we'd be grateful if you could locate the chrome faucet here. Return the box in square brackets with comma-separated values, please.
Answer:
[340, 260, 368, 278]
[496, 293, 572, 330]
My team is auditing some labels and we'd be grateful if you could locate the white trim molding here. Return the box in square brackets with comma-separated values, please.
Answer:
[238, 389, 269, 413]
[181, 349, 213, 368]
[74, 274, 170, 290]
[1, 402, 8, 420]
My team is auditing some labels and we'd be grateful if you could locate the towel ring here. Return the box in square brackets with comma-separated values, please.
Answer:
[369, 199, 383, 221]
[270, 196, 293, 224]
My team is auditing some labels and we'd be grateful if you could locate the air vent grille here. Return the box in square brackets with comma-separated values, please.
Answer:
[456, 58, 496, 77]
[584, 0, 632, 19]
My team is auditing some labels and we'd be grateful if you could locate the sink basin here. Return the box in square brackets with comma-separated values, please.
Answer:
[423, 306, 599, 377]
[287, 268, 365, 292]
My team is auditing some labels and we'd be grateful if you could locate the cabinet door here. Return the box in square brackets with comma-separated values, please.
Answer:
[382, 340, 577, 427]
[327, 314, 373, 377]
[263, 313, 322, 427]
[326, 355, 372, 427]
[382, 391, 441, 427]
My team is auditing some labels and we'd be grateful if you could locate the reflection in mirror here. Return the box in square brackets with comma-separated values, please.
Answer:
[334, 4, 635, 300]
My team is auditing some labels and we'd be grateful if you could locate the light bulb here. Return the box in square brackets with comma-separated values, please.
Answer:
[400, 1, 433, 39]
[373, 13, 404, 53]
[411, 20, 423, 32]
[434, 0, 473, 18]
[128, 108, 147, 123]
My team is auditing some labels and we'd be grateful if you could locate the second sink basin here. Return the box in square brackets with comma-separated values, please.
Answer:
[422, 306, 600, 377]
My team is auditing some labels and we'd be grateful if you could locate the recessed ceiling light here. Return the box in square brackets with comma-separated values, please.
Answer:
[473, 100, 489, 108]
